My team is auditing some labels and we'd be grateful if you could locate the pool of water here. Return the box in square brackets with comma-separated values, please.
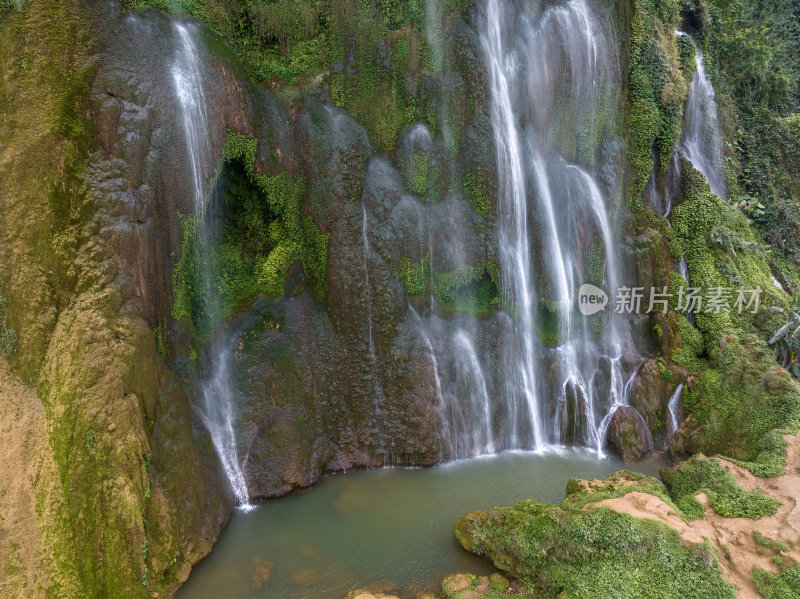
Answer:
[177, 448, 668, 599]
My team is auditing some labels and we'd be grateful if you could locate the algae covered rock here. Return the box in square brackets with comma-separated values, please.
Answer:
[630, 358, 685, 435]
[453, 499, 735, 599]
[440, 571, 523, 599]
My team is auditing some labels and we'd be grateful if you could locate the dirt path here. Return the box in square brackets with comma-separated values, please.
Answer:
[596, 433, 800, 598]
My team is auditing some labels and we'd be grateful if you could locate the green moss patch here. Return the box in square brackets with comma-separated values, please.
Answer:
[454, 498, 735, 599]
[661, 456, 780, 519]
[667, 163, 800, 474]
[625, 0, 689, 212]
[463, 171, 490, 216]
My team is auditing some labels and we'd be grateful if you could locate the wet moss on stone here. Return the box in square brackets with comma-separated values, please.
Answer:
[667, 163, 800, 474]
[625, 0, 689, 213]
[463, 170, 490, 216]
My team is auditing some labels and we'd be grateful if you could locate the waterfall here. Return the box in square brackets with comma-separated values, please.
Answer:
[453, 331, 495, 456]
[679, 258, 689, 283]
[482, 0, 544, 449]
[481, 0, 641, 454]
[664, 383, 684, 449]
[172, 22, 252, 509]
[361, 203, 387, 455]
[677, 31, 726, 199]
[410, 308, 449, 459]
[200, 346, 252, 508]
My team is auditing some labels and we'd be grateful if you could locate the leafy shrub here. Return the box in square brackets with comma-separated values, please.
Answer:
[172, 131, 328, 336]
[752, 565, 800, 599]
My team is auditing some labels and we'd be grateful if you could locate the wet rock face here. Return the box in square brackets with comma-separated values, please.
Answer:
[87, 3, 499, 500]
[229, 293, 445, 499]
[606, 406, 655, 460]
[630, 358, 685, 435]
[90, 8, 255, 327]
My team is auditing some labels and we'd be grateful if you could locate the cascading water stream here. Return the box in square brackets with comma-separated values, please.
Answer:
[200, 346, 252, 508]
[453, 331, 495, 455]
[361, 203, 387, 456]
[409, 307, 449, 459]
[664, 383, 684, 448]
[482, 0, 644, 454]
[172, 21, 252, 509]
[482, 0, 545, 450]
[676, 31, 726, 200]
[647, 34, 724, 219]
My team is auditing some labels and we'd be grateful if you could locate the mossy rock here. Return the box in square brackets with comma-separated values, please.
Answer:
[453, 499, 736, 598]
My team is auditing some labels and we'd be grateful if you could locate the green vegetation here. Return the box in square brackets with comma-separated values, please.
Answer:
[686, 0, 800, 273]
[752, 565, 800, 599]
[405, 150, 430, 195]
[584, 243, 605, 287]
[327, 0, 433, 150]
[153, 324, 168, 360]
[123, 0, 438, 150]
[0, 0, 29, 12]
[562, 470, 699, 520]
[661, 456, 780, 519]
[625, 0, 689, 212]
[0, 283, 16, 356]
[768, 291, 800, 379]
[667, 165, 800, 475]
[441, 572, 522, 599]
[400, 256, 500, 316]
[658, 360, 674, 382]
[172, 131, 328, 336]
[754, 532, 788, 554]
[454, 498, 735, 598]
[463, 171, 490, 216]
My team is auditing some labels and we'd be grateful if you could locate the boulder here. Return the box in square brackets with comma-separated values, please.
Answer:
[606, 406, 654, 460]
[442, 573, 474, 594]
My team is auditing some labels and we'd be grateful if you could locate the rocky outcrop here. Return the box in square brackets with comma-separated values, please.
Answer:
[453, 494, 735, 598]
[630, 358, 686, 440]
[606, 405, 654, 460]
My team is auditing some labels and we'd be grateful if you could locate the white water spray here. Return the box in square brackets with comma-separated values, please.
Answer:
[482, 0, 545, 449]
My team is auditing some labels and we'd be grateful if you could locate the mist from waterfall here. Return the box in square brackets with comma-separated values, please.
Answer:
[480, 0, 642, 454]
[172, 21, 252, 509]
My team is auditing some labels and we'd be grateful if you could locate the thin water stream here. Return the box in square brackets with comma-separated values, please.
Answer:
[172, 20, 252, 508]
